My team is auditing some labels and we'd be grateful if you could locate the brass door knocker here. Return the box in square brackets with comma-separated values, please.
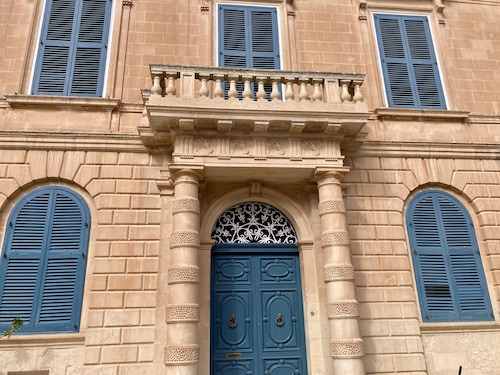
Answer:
[275, 313, 284, 327]
[228, 314, 237, 328]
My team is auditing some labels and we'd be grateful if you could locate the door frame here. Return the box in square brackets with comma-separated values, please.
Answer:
[210, 243, 308, 375]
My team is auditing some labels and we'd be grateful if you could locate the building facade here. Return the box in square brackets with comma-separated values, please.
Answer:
[0, 0, 499, 374]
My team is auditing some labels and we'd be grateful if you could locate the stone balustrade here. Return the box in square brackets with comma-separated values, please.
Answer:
[147, 64, 365, 104]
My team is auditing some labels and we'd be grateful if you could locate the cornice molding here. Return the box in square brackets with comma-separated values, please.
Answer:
[0, 130, 146, 152]
[346, 140, 500, 159]
[374, 108, 470, 122]
[4, 94, 120, 111]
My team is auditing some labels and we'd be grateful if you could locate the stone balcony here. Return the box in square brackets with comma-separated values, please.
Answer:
[139, 65, 371, 180]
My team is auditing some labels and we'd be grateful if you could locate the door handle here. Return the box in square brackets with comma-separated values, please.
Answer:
[228, 314, 237, 328]
[275, 313, 284, 327]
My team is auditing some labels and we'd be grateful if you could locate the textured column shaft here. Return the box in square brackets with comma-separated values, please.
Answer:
[165, 169, 203, 374]
[316, 170, 366, 375]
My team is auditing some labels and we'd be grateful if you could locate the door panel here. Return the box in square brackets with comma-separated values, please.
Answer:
[214, 360, 253, 375]
[211, 247, 307, 375]
[264, 358, 302, 375]
[262, 290, 298, 350]
[260, 257, 296, 284]
[215, 291, 253, 352]
[214, 257, 252, 285]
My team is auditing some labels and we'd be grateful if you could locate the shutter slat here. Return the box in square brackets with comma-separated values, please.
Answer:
[438, 196, 472, 247]
[70, 47, 102, 96]
[34, 46, 71, 95]
[46, 0, 76, 41]
[78, 0, 107, 43]
[450, 253, 488, 315]
[251, 11, 275, 53]
[38, 258, 79, 323]
[411, 196, 441, 248]
[222, 9, 246, 53]
[378, 18, 405, 59]
[404, 19, 432, 60]
[419, 253, 454, 314]
[0, 259, 39, 327]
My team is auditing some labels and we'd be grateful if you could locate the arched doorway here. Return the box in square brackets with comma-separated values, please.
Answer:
[210, 202, 308, 375]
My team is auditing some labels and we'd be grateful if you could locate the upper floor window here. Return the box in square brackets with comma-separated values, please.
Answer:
[0, 187, 90, 334]
[406, 190, 493, 322]
[218, 4, 280, 70]
[374, 14, 446, 109]
[31, 0, 112, 97]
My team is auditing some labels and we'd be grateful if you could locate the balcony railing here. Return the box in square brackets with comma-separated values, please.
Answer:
[146, 64, 365, 105]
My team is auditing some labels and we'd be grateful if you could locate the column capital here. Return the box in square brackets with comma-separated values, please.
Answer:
[314, 167, 350, 185]
[169, 164, 205, 183]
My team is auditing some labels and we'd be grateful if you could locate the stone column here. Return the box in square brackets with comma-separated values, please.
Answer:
[315, 168, 365, 375]
[165, 167, 203, 375]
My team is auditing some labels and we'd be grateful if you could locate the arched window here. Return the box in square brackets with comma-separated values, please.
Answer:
[0, 186, 90, 333]
[211, 202, 297, 244]
[407, 190, 493, 322]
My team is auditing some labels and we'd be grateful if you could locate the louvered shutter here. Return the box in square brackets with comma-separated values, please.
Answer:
[0, 193, 50, 331]
[32, 0, 111, 97]
[219, 5, 280, 99]
[0, 187, 90, 333]
[407, 191, 493, 322]
[374, 14, 446, 109]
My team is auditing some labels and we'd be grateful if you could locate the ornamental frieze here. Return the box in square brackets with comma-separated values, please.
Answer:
[173, 135, 341, 164]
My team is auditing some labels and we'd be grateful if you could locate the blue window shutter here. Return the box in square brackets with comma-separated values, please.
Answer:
[249, 9, 280, 70]
[0, 187, 90, 334]
[374, 14, 445, 109]
[32, 0, 111, 97]
[407, 191, 493, 322]
[219, 6, 248, 68]
[218, 5, 280, 100]
[219, 5, 280, 70]
[0, 193, 51, 330]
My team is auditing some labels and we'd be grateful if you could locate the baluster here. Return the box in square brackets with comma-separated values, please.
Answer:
[271, 80, 281, 101]
[228, 77, 238, 100]
[242, 78, 253, 100]
[352, 81, 364, 103]
[165, 75, 176, 96]
[151, 75, 162, 96]
[256, 77, 267, 101]
[199, 76, 209, 98]
[311, 79, 323, 102]
[213, 76, 224, 100]
[299, 79, 309, 101]
[285, 79, 295, 101]
[340, 80, 352, 103]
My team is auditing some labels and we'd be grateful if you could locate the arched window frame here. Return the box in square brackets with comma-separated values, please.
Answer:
[407, 190, 493, 322]
[0, 186, 91, 334]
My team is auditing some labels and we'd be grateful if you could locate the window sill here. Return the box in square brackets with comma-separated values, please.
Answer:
[374, 107, 470, 122]
[0, 332, 85, 347]
[420, 321, 500, 334]
[4, 94, 120, 111]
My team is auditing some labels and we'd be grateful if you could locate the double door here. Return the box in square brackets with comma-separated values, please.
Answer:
[211, 245, 308, 375]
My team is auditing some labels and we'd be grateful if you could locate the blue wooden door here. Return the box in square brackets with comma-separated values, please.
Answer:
[211, 245, 308, 375]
